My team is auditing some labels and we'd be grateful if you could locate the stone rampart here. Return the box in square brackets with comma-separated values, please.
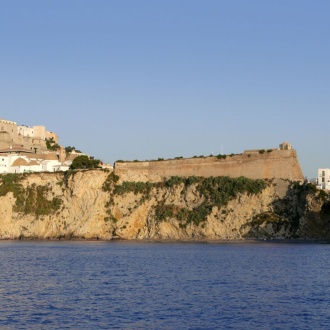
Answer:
[0, 132, 11, 149]
[115, 149, 304, 182]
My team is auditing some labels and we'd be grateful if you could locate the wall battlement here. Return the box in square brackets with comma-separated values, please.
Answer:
[115, 149, 304, 182]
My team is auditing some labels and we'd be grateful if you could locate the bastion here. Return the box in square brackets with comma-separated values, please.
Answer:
[114, 144, 304, 182]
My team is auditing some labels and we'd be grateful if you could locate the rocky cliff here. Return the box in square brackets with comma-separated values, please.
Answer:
[0, 170, 329, 240]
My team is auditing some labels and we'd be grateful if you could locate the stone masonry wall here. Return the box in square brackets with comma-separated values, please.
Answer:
[115, 149, 304, 182]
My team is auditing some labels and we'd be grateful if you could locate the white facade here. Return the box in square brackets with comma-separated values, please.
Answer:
[53, 164, 70, 172]
[42, 160, 62, 172]
[10, 164, 30, 174]
[29, 163, 42, 172]
[0, 155, 8, 172]
[18, 125, 34, 138]
[0, 153, 72, 174]
[317, 168, 330, 190]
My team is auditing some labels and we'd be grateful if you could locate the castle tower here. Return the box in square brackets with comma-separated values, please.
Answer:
[0, 119, 18, 147]
[33, 126, 46, 140]
[279, 141, 292, 150]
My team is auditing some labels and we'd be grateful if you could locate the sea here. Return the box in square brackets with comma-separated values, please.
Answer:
[0, 240, 329, 329]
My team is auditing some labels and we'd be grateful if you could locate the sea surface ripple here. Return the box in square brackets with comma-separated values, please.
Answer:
[0, 240, 329, 329]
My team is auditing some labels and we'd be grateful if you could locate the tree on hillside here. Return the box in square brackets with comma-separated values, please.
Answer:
[46, 137, 60, 151]
[65, 146, 82, 156]
[70, 155, 100, 170]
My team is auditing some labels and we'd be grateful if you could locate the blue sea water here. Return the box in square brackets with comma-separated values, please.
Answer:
[0, 240, 329, 329]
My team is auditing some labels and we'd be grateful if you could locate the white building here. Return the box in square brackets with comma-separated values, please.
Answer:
[317, 168, 330, 190]
[18, 125, 34, 138]
[0, 152, 72, 174]
[0, 155, 8, 172]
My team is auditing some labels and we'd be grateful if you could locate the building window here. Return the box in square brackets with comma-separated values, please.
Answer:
[322, 177, 325, 183]
[322, 171, 325, 176]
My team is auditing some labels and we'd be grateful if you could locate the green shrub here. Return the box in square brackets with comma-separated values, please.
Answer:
[164, 176, 186, 188]
[155, 204, 175, 220]
[0, 176, 64, 216]
[317, 189, 329, 202]
[103, 174, 267, 228]
[65, 146, 82, 156]
[52, 197, 62, 211]
[102, 172, 119, 192]
[70, 155, 100, 170]
[14, 185, 63, 216]
[156, 175, 266, 226]
[46, 138, 60, 151]
[0, 174, 22, 197]
[114, 181, 153, 196]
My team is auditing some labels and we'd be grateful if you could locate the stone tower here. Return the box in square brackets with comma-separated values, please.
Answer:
[59, 146, 66, 163]
[279, 141, 292, 150]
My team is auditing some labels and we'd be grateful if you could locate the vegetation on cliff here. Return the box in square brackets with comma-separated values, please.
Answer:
[154, 176, 266, 227]
[0, 173, 62, 216]
[45, 137, 60, 151]
[65, 146, 82, 155]
[115, 153, 245, 163]
[242, 181, 330, 238]
[100, 172, 330, 239]
[102, 174, 267, 227]
[0, 170, 329, 240]
[70, 155, 100, 170]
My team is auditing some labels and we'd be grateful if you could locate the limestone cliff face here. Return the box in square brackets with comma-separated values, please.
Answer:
[0, 170, 329, 240]
[0, 171, 112, 239]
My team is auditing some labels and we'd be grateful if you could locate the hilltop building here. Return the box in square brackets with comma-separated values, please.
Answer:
[0, 118, 59, 152]
[0, 117, 87, 174]
[317, 168, 330, 190]
[0, 150, 72, 174]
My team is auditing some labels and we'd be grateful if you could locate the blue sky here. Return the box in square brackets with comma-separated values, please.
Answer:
[1, 0, 329, 178]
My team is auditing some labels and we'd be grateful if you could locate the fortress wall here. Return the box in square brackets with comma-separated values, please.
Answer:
[11, 135, 43, 151]
[33, 126, 46, 140]
[0, 132, 11, 149]
[115, 150, 304, 182]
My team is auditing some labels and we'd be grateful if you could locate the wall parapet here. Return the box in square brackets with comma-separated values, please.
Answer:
[0, 119, 17, 125]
